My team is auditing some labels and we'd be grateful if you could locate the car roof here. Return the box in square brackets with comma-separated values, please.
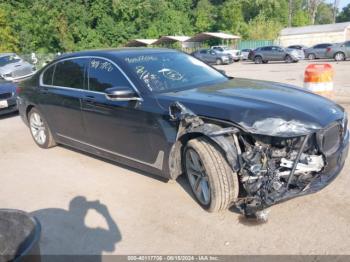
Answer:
[0, 53, 16, 58]
[58, 48, 178, 60]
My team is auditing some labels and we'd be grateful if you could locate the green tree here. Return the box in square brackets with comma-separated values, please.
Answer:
[337, 3, 350, 22]
[193, 0, 215, 32]
[315, 3, 334, 24]
[0, 5, 18, 52]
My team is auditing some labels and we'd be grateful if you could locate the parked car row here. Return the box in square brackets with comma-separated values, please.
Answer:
[243, 41, 350, 64]
[289, 42, 350, 61]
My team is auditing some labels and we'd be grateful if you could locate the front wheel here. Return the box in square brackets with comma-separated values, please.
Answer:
[216, 59, 223, 65]
[285, 55, 293, 63]
[184, 137, 239, 212]
[254, 56, 263, 64]
[28, 108, 56, 149]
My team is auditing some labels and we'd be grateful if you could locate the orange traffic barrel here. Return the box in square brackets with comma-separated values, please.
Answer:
[304, 64, 334, 99]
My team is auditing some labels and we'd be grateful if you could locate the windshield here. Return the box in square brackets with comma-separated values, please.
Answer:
[121, 52, 228, 93]
[0, 55, 21, 67]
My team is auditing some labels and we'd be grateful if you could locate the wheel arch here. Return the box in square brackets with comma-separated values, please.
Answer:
[26, 104, 35, 120]
[168, 127, 240, 180]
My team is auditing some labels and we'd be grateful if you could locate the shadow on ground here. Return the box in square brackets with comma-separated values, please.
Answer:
[0, 111, 18, 120]
[31, 196, 121, 261]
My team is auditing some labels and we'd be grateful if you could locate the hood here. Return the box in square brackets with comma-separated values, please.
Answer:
[0, 81, 16, 94]
[155, 78, 344, 137]
[0, 61, 30, 75]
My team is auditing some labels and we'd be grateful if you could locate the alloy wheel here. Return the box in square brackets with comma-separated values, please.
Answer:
[335, 52, 345, 61]
[185, 148, 211, 206]
[308, 54, 316, 60]
[30, 112, 47, 145]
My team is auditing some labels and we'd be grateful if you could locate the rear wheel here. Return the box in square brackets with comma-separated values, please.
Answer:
[28, 108, 56, 149]
[334, 52, 345, 61]
[254, 56, 263, 64]
[308, 53, 316, 60]
[184, 137, 239, 212]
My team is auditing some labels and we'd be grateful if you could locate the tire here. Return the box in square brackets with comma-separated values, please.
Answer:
[285, 55, 293, 63]
[184, 137, 239, 212]
[216, 58, 223, 65]
[308, 53, 316, 60]
[254, 56, 263, 64]
[334, 52, 345, 61]
[234, 59, 240, 62]
[28, 107, 56, 149]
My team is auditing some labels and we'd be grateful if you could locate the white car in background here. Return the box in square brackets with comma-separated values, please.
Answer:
[211, 46, 241, 62]
[0, 53, 36, 81]
[241, 49, 253, 60]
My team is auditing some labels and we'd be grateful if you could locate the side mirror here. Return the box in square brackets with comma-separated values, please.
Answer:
[105, 87, 141, 101]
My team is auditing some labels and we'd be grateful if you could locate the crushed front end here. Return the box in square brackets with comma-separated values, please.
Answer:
[235, 119, 349, 217]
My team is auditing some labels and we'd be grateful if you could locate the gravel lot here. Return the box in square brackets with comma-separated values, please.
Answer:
[1, 60, 350, 257]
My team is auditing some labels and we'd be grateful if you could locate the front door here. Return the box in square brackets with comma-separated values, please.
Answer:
[81, 57, 161, 166]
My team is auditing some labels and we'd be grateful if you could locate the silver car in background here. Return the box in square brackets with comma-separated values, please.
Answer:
[211, 46, 241, 62]
[304, 43, 332, 60]
[325, 41, 350, 61]
[0, 53, 36, 81]
[250, 46, 303, 64]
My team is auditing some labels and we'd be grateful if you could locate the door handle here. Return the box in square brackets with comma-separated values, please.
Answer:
[83, 95, 96, 104]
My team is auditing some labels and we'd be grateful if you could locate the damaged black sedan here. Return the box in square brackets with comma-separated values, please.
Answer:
[17, 49, 349, 217]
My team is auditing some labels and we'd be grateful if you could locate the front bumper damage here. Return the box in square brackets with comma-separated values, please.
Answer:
[169, 102, 349, 217]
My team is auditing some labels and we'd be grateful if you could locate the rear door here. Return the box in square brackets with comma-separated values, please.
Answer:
[39, 58, 88, 140]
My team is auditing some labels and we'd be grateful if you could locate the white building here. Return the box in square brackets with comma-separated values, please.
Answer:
[278, 22, 350, 47]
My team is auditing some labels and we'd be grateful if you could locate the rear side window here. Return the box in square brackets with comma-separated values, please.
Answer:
[200, 50, 207, 54]
[88, 58, 131, 92]
[42, 65, 55, 85]
[346, 41, 350, 47]
[261, 47, 271, 51]
[52, 58, 87, 89]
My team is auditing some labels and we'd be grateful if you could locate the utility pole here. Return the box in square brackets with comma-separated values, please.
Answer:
[288, 0, 293, 27]
[333, 0, 339, 23]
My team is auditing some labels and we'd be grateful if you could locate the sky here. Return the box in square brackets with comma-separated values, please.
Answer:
[326, 0, 350, 10]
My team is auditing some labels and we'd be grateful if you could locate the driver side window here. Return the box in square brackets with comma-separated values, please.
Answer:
[88, 58, 131, 92]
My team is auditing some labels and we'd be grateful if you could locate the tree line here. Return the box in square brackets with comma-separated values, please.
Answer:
[0, 0, 350, 53]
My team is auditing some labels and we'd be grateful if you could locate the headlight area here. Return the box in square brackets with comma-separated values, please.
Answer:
[235, 132, 326, 217]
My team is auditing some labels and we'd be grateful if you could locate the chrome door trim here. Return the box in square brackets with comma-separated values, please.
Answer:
[39, 55, 143, 101]
[57, 133, 164, 170]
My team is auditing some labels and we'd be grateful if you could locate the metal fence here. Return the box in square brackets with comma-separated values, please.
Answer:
[238, 40, 275, 50]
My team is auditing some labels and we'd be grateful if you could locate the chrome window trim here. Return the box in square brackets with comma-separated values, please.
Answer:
[39, 55, 143, 101]
[56, 133, 164, 170]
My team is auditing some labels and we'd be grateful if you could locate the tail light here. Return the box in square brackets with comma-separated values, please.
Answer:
[326, 47, 331, 52]
[16, 86, 21, 94]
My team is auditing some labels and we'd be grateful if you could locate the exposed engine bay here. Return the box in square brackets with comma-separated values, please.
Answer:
[169, 101, 347, 219]
[235, 133, 325, 216]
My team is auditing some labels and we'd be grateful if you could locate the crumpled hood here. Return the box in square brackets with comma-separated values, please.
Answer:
[156, 78, 344, 136]
[0, 81, 16, 94]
